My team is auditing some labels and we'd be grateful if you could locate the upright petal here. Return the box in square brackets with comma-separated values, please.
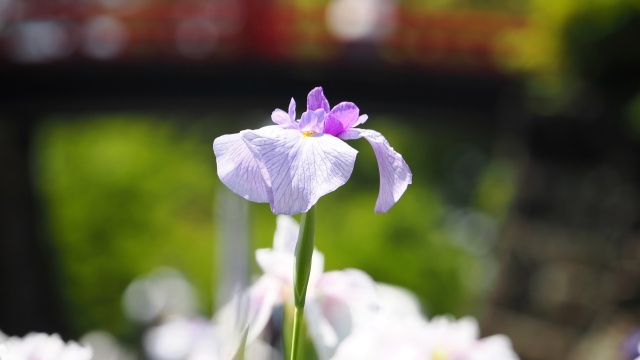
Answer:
[325, 102, 360, 136]
[339, 129, 412, 213]
[272, 109, 292, 126]
[288, 98, 296, 120]
[213, 130, 272, 203]
[243, 127, 357, 215]
[307, 87, 331, 113]
[323, 116, 344, 137]
[300, 109, 326, 134]
[355, 114, 368, 127]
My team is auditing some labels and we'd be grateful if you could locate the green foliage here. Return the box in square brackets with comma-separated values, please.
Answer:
[500, 0, 640, 110]
[36, 115, 218, 337]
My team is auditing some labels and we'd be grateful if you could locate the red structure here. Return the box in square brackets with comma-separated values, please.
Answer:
[0, 0, 526, 73]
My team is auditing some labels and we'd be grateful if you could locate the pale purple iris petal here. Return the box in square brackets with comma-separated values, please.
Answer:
[271, 109, 291, 126]
[272, 108, 299, 130]
[325, 102, 360, 135]
[323, 115, 344, 137]
[339, 128, 412, 213]
[288, 98, 296, 120]
[355, 114, 368, 127]
[300, 109, 325, 134]
[213, 131, 272, 203]
[243, 127, 357, 215]
[307, 87, 330, 112]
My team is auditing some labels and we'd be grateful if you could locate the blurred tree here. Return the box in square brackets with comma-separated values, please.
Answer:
[499, 0, 640, 112]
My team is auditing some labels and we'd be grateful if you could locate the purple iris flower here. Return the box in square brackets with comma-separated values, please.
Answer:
[213, 87, 412, 215]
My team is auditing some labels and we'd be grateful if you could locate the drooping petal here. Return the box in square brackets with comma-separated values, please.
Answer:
[213, 131, 273, 203]
[243, 127, 357, 215]
[339, 128, 412, 213]
[307, 87, 331, 113]
[324, 102, 360, 136]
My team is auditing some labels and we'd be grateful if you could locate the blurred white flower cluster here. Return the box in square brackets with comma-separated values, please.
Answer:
[0, 215, 520, 360]
[141, 215, 520, 360]
[0, 332, 92, 360]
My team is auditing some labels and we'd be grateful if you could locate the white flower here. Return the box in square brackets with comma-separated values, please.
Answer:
[332, 314, 519, 360]
[144, 291, 278, 360]
[0, 344, 9, 360]
[247, 215, 379, 359]
[0, 332, 92, 360]
[144, 316, 220, 360]
[122, 267, 199, 324]
[419, 316, 518, 360]
[331, 313, 428, 360]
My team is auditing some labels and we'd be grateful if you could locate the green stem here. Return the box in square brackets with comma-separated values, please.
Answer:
[290, 306, 304, 360]
[290, 205, 316, 360]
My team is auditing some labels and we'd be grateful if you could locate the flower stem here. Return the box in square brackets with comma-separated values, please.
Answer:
[290, 306, 304, 360]
[290, 205, 316, 360]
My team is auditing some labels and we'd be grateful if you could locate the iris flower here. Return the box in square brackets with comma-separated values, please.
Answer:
[247, 216, 379, 359]
[213, 87, 412, 215]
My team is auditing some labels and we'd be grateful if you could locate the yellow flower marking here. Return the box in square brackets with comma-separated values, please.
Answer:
[432, 348, 448, 360]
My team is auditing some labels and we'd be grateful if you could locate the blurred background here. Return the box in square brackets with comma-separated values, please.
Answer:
[1, 0, 640, 359]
